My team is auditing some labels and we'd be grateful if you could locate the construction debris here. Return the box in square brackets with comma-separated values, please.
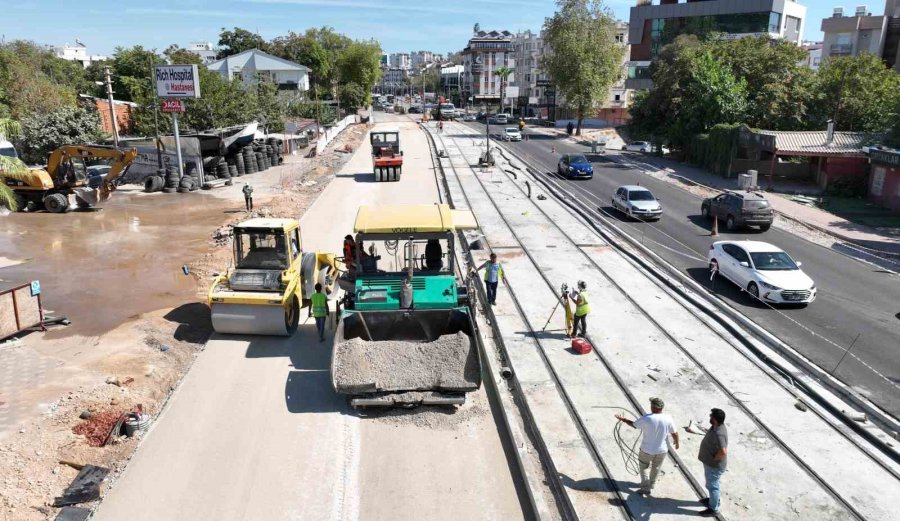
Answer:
[72, 411, 124, 447]
[52, 464, 110, 507]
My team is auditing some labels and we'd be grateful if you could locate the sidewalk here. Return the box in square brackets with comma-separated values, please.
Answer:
[526, 125, 900, 254]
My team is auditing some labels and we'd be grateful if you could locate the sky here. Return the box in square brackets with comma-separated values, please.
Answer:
[2, 0, 834, 56]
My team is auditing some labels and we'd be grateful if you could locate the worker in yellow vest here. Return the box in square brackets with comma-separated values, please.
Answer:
[309, 283, 329, 342]
[476, 253, 505, 305]
[570, 280, 590, 338]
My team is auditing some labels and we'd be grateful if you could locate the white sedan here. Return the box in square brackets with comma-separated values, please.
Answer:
[503, 127, 522, 141]
[707, 241, 816, 305]
[612, 185, 662, 220]
[622, 141, 650, 152]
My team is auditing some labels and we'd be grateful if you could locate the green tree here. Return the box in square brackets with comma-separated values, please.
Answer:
[810, 53, 900, 132]
[218, 27, 268, 58]
[711, 36, 813, 130]
[0, 118, 22, 140]
[337, 40, 383, 106]
[164, 45, 203, 66]
[495, 66, 512, 114]
[108, 46, 165, 102]
[338, 82, 366, 111]
[541, 0, 625, 134]
[0, 156, 29, 211]
[0, 41, 77, 119]
[255, 79, 285, 132]
[18, 106, 103, 164]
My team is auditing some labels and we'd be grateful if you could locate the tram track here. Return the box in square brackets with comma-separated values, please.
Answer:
[434, 122, 900, 520]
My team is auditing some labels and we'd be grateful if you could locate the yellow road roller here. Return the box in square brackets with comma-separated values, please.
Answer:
[208, 218, 339, 336]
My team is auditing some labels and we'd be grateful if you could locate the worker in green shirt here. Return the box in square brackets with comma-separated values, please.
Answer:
[309, 283, 329, 342]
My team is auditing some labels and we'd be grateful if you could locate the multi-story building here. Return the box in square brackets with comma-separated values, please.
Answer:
[801, 41, 824, 70]
[440, 65, 465, 106]
[381, 67, 408, 88]
[54, 40, 107, 68]
[626, 0, 807, 89]
[410, 51, 433, 69]
[462, 30, 516, 110]
[512, 30, 543, 116]
[598, 21, 633, 126]
[390, 53, 411, 70]
[820, 1, 900, 71]
[187, 42, 218, 64]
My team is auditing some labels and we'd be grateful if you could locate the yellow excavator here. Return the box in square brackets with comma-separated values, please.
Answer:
[208, 218, 340, 336]
[1, 145, 138, 213]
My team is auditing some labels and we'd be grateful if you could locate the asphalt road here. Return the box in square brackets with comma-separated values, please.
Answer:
[463, 121, 900, 419]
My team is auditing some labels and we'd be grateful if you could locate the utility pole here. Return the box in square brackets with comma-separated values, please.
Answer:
[103, 66, 120, 147]
[149, 57, 163, 168]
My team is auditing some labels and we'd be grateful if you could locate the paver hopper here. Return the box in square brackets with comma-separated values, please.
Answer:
[331, 204, 482, 407]
[208, 218, 339, 336]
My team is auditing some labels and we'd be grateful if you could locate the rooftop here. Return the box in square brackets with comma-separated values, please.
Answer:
[354, 204, 478, 234]
[758, 130, 874, 156]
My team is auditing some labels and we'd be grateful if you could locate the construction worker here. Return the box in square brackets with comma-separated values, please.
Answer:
[476, 253, 505, 305]
[570, 280, 589, 338]
[438, 120, 444, 134]
[242, 183, 254, 211]
[343, 235, 357, 274]
[309, 283, 329, 342]
[615, 397, 679, 496]
[518, 118, 525, 131]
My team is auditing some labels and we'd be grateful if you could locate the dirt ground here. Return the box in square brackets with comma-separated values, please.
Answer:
[0, 123, 369, 521]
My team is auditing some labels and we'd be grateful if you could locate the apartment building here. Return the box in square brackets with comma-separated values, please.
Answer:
[54, 40, 107, 68]
[390, 53, 411, 70]
[801, 41, 824, 70]
[187, 42, 218, 64]
[626, 0, 807, 89]
[820, 1, 900, 71]
[512, 30, 545, 116]
[462, 30, 516, 108]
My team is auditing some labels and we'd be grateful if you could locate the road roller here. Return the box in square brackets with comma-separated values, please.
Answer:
[331, 204, 483, 407]
[208, 218, 339, 336]
[370, 127, 402, 182]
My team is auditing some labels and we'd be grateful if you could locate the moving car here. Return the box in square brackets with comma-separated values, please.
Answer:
[462, 113, 477, 121]
[622, 141, 651, 152]
[503, 127, 522, 141]
[439, 103, 456, 120]
[557, 154, 593, 179]
[707, 241, 816, 305]
[611, 185, 662, 220]
[491, 114, 509, 124]
[701, 190, 774, 231]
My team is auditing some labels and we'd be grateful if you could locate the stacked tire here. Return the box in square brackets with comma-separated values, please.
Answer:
[163, 166, 180, 193]
[243, 147, 257, 175]
[185, 162, 201, 191]
[143, 169, 165, 193]
[235, 154, 246, 176]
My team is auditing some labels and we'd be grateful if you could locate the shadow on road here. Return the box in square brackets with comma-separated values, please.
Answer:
[163, 303, 213, 344]
[685, 267, 761, 309]
[335, 172, 379, 183]
[558, 474, 702, 517]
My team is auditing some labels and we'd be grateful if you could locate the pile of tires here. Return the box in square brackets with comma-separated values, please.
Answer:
[243, 147, 258, 174]
[185, 162, 201, 190]
[143, 168, 165, 193]
[163, 166, 180, 193]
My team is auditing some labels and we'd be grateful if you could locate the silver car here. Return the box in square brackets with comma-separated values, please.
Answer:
[612, 185, 662, 220]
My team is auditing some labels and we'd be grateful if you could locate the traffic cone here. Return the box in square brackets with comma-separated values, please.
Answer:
[551, 145, 556, 154]
[711, 217, 719, 236]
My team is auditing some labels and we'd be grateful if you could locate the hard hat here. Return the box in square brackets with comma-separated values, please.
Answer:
[577, 280, 586, 290]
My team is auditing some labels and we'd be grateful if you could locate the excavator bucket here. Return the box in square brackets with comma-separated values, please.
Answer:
[331, 309, 482, 407]
[73, 187, 100, 207]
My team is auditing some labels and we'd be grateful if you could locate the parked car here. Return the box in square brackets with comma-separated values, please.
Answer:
[611, 185, 662, 220]
[622, 141, 651, 152]
[503, 127, 522, 142]
[701, 190, 774, 231]
[708, 241, 816, 305]
[557, 154, 593, 179]
[462, 113, 477, 121]
[407, 105, 422, 114]
[476, 112, 488, 121]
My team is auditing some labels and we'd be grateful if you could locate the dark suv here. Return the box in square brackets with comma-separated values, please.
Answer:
[701, 190, 774, 231]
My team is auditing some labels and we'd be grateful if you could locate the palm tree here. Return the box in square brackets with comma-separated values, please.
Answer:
[0, 118, 26, 211]
[495, 66, 512, 115]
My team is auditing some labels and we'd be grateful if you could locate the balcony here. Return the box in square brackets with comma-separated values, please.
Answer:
[830, 43, 853, 55]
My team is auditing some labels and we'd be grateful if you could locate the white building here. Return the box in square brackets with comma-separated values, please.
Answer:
[462, 30, 516, 109]
[512, 30, 543, 115]
[187, 42, 218, 64]
[390, 53, 411, 70]
[54, 40, 107, 68]
[381, 67, 409, 87]
[801, 41, 823, 70]
[206, 49, 309, 92]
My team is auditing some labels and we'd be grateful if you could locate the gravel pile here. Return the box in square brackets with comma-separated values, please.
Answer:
[333, 332, 479, 393]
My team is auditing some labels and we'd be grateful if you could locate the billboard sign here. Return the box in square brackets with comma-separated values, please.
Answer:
[161, 99, 185, 113]
[154, 64, 201, 98]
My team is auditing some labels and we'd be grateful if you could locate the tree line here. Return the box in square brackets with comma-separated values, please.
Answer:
[628, 34, 900, 154]
[0, 26, 383, 164]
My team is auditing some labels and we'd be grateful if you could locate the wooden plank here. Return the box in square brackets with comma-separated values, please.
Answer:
[14, 287, 41, 329]
[0, 292, 17, 338]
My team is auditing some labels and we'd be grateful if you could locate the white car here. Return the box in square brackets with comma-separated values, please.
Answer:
[503, 127, 522, 141]
[622, 141, 651, 152]
[707, 241, 816, 305]
[462, 113, 477, 121]
[491, 114, 509, 124]
[612, 185, 662, 220]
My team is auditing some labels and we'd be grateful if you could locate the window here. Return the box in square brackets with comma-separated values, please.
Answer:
[836, 33, 852, 45]
[614, 94, 621, 101]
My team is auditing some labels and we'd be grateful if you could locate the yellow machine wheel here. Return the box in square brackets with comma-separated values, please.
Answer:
[285, 295, 300, 335]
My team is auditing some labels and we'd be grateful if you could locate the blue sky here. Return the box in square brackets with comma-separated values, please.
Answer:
[2, 1, 832, 56]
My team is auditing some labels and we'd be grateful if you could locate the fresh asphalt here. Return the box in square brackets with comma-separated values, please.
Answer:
[463, 121, 900, 419]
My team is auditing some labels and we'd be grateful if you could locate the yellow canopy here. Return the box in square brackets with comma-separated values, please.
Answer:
[233, 218, 299, 232]
[354, 204, 478, 234]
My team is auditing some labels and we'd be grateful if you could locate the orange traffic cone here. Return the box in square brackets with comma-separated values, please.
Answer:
[711, 218, 719, 236]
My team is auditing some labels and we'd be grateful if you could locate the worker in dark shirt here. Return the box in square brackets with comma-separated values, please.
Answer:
[698, 408, 729, 517]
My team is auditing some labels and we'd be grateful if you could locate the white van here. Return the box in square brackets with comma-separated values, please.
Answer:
[0, 138, 17, 160]
[439, 103, 456, 120]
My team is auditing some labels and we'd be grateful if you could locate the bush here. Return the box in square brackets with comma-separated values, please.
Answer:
[17, 106, 104, 164]
[826, 175, 868, 198]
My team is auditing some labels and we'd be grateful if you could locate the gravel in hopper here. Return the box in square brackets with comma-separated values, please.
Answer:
[333, 332, 479, 392]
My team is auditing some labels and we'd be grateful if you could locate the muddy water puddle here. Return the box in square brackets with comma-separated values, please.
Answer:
[0, 191, 232, 338]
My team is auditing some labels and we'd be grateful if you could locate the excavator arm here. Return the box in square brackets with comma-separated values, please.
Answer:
[46, 145, 138, 205]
